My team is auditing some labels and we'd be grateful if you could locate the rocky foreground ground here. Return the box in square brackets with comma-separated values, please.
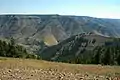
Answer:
[0, 57, 120, 80]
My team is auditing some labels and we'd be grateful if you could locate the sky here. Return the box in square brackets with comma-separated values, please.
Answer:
[0, 0, 120, 19]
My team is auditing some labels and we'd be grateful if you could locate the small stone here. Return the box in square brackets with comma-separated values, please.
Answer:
[58, 76, 63, 79]
[84, 74, 88, 77]
[8, 69, 12, 72]
[106, 77, 109, 80]
[79, 77, 84, 80]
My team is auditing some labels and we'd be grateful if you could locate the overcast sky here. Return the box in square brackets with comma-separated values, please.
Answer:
[0, 0, 120, 19]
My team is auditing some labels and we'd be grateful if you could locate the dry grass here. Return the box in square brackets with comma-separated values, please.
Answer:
[0, 57, 120, 80]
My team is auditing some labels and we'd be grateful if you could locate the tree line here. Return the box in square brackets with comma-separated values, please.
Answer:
[0, 38, 40, 59]
[69, 39, 120, 65]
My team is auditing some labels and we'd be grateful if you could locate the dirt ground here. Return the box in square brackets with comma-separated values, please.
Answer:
[0, 57, 120, 80]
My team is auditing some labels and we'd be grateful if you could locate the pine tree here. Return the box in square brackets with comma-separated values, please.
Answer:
[117, 54, 120, 65]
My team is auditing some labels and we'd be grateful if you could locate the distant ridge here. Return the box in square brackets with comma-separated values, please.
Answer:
[0, 15, 120, 53]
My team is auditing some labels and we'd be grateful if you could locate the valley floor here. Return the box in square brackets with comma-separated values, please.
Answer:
[0, 57, 120, 80]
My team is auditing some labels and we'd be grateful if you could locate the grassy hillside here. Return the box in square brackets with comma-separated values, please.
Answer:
[0, 57, 120, 80]
[40, 33, 120, 65]
[40, 34, 111, 60]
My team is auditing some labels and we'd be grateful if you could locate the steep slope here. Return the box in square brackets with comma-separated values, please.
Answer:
[40, 32, 120, 65]
[0, 15, 120, 53]
[40, 33, 112, 61]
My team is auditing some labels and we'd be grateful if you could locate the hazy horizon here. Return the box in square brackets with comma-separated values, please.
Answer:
[0, 0, 120, 19]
